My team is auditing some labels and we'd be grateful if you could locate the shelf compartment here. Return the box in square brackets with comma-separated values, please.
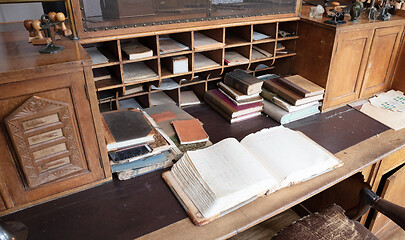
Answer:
[160, 54, 192, 77]
[194, 50, 223, 73]
[225, 25, 252, 47]
[193, 28, 225, 52]
[159, 32, 192, 56]
[224, 46, 250, 67]
[251, 42, 275, 62]
[122, 59, 160, 84]
[278, 21, 298, 39]
[253, 23, 277, 43]
[83, 40, 120, 66]
[275, 39, 297, 58]
[120, 36, 158, 62]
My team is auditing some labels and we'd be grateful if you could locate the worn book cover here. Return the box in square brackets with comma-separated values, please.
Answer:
[263, 78, 323, 106]
[102, 109, 154, 151]
[204, 89, 263, 118]
[218, 82, 261, 102]
[281, 75, 325, 97]
[263, 100, 320, 124]
[172, 119, 209, 145]
[224, 69, 263, 95]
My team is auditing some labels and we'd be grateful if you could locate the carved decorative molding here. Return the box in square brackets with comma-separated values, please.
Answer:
[5, 96, 87, 188]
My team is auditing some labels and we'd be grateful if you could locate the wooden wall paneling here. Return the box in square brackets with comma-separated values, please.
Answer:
[371, 164, 405, 236]
[294, 21, 335, 89]
[323, 29, 373, 110]
[391, 37, 405, 92]
[360, 26, 404, 98]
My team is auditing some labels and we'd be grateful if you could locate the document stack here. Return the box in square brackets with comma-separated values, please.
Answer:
[260, 75, 324, 124]
[204, 69, 263, 123]
[102, 109, 179, 180]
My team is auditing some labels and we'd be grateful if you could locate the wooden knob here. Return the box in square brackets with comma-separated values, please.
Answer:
[32, 20, 44, 39]
[55, 12, 66, 22]
[332, 2, 340, 7]
[23, 20, 33, 31]
[48, 12, 57, 22]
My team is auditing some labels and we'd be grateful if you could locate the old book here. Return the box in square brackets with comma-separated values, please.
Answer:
[193, 32, 224, 51]
[218, 82, 261, 102]
[164, 126, 342, 225]
[263, 100, 320, 124]
[281, 75, 325, 97]
[111, 151, 166, 173]
[194, 53, 220, 70]
[272, 95, 321, 113]
[118, 158, 173, 180]
[159, 37, 189, 54]
[109, 144, 152, 163]
[102, 109, 154, 151]
[218, 88, 263, 106]
[168, 56, 188, 74]
[204, 89, 263, 118]
[145, 103, 195, 138]
[172, 119, 209, 145]
[205, 97, 262, 124]
[121, 42, 153, 60]
[224, 51, 249, 66]
[123, 62, 158, 83]
[85, 47, 109, 65]
[224, 69, 263, 95]
[263, 78, 323, 106]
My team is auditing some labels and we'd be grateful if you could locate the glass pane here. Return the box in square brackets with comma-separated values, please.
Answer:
[80, 0, 296, 32]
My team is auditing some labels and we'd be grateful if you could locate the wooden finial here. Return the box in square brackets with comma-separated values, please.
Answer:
[31, 20, 51, 45]
[23, 20, 36, 42]
[56, 12, 72, 36]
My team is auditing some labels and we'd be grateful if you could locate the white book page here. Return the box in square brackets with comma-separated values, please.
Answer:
[187, 138, 278, 199]
[241, 126, 341, 187]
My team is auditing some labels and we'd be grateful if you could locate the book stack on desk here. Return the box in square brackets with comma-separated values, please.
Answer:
[261, 75, 324, 124]
[102, 109, 178, 180]
[205, 69, 264, 123]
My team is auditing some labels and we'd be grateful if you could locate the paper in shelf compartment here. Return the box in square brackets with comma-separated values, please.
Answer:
[194, 53, 221, 70]
[193, 32, 224, 51]
[159, 36, 190, 55]
[85, 47, 109, 65]
[123, 62, 158, 83]
[121, 42, 153, 60]
[224, 51, 249, 66]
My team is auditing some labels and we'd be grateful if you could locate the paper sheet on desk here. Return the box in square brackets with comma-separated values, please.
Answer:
[369, 90, 405, 112]
[360, 103, 405, 131]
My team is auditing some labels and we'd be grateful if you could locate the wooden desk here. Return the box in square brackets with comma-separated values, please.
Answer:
[4, 105, 404, 240]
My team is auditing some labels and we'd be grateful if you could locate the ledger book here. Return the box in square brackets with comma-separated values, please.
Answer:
[164, 126, 342, 225]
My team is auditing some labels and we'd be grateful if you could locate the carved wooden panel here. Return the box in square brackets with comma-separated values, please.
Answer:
[5, 96, 88, 188]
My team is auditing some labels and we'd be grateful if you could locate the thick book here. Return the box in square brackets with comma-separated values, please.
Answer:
[163, 126, 342, 225]
[263, 78, 323, 106]
[224, 69, 263, 95]
[204, 89, 263, 118]
[118, 158, 173, 181]
[172, 119, 209, 145]
[218, 81, 261, 102]
[205, 97, 262, 124]
[121, 42, 153, 60]
[263, 100, 320, 124]
[102, 109, 155, 151]
[218, 88, 263, 106]
[280, 75, 325, 97]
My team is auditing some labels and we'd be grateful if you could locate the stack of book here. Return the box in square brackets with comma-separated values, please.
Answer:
[205, 69, 264, 123]
[102, 109, 178, 180]
[261, 75, 324, 124]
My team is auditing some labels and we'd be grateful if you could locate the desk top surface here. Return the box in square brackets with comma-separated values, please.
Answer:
[3, 104, 400, 240]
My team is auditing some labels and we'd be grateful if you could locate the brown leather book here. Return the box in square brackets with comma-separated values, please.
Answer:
[224, 69, 263, 95]
[263, 78, 323, 106]
[172, 119, 209, 145]
[279, 75, 325, 97]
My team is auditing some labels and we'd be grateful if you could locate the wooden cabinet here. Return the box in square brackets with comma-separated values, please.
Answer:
[295, 11, 405, 111]
[0, 29, 111, 215]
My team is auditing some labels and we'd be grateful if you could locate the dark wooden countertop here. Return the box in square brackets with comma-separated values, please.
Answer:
[2, 104, 395, 240]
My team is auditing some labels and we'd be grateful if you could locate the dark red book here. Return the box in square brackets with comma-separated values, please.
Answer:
[204, 89, 263, 118]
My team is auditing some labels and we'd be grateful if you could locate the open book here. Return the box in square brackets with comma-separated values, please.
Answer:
[163, 126, 342, 225]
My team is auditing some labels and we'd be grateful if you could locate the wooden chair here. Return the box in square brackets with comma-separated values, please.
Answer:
[272, 188, 405, 239]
